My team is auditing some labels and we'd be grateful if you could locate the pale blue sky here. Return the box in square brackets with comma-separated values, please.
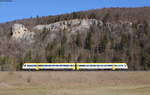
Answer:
[0, 0, 150, 23]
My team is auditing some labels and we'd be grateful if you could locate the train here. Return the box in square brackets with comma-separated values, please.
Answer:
[22, 63, 128, 70]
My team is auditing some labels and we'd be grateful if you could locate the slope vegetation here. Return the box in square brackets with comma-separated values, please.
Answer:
[0, 7, 150, 70]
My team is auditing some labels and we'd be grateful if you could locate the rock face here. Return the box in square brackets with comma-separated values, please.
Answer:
[32, 19, 104, 43]
[12, 24, 35, 42]
[12, 19, 103, 42]
[34, 19, 103, 33]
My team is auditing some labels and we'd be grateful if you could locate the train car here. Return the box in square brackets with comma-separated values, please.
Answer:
[22, 63, 75, 70]
[77, 63, 128, 70]
[22, 63, 128, 70]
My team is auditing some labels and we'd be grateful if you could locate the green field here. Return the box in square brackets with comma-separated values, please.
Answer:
[0, 71, 150, 95]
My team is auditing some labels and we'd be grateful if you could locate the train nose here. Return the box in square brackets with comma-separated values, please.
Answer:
[125, 65, 128, 69]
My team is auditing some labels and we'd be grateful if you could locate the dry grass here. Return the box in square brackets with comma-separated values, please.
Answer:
[0, 71, 150, 95]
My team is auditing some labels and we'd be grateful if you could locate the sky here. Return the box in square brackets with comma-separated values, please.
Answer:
[0, 0, 150, 23]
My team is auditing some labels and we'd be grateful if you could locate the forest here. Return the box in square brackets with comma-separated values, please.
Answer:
[0, 7, 150, 70]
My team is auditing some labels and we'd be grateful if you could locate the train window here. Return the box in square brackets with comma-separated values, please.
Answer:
[108, 65, 112, 66]
[24, 64, 73, 67]
[23, 64, 26, 67]
[104, 65, 107, 66]
[118, 65, 124, 67]
[40, 65, 73, 67]
[27, 65, 36, 67]
[120, 65, 123, 67]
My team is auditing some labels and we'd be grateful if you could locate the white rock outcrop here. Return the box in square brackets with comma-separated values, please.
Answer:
[34, 19, 103, 33]
[12, 24, 35, 42]
[11, 19, 103, 43]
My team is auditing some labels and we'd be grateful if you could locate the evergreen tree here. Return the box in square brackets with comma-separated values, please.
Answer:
[84, 31, 92, 50]
[75, 32, 82, 47]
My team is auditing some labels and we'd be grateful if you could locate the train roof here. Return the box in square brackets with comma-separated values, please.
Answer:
[23, 63, 127, 64]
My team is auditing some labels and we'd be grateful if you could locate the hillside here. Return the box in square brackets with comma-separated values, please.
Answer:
[0, 7, 150, 70]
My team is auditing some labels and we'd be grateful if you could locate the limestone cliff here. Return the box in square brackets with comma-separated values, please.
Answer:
[12, 24, 35, 42]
